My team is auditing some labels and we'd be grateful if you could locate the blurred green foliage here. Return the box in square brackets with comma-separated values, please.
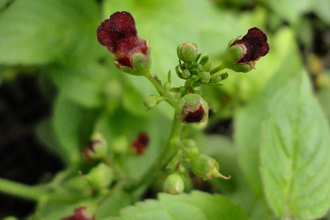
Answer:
[1, 0, 330, 219]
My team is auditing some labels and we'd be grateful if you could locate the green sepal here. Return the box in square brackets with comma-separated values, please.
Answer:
[117, 52, 151, 76]
[221, 39, 252, 73]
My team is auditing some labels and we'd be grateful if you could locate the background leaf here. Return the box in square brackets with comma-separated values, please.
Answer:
[234, 27, 302, 197]
[260, 71, 330, 219]
[116, 191, 248, 220]
[0, 0, 102, 64]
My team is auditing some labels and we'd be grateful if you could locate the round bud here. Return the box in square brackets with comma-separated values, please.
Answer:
[86, 163, 114, 190]
[177, 42, 198, 63]
[176, 93, 209, 124]
[163, 173, 184, 195]
[200, 72, 211, 84]
[83, 132, 108, 160]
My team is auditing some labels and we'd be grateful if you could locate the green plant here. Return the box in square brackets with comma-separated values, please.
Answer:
[1, 1, 330, 220]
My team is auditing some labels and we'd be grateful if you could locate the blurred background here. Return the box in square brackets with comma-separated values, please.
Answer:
[0, 0, 330, 219]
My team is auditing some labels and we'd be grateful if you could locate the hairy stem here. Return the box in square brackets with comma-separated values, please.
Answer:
[145, 73, 177, 107]
[210, 62, 226, 75]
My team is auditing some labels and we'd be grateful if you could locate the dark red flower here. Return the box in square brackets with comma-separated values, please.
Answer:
[97, 11, 150, 71]
[183, 105, 205, 123]
[61, 207, 95, 220]
[231, 27, 269, 64]
[176, 94, 209, 124]
[132, 132, 149, 155]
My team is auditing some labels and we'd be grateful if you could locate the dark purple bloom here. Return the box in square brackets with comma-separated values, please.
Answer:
[183, 105, 205, 123]
[231, 27, 269, 64]
[132, 131, 149, 155]
[97, 11, 149, 69]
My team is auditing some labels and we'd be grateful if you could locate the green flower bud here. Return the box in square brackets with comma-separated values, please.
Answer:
[112, 135, 129, 154]
[177, 42, 198, 63]
[209, 72, 229, 85]
[190, 154, 230, 180]
[182, 69, 191, 79]
[176, 93, 209, 124]
[143, 95, 165, 109]
[86, 163, 114, 190]
[200, 72, 211, 84]
[164, 173, 184, 195]
[84, 132, 107, 160]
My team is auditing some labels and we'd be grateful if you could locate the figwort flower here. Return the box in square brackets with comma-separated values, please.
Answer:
[61, 206, 95, 220]
[97, 11, 151, 76]
[231, 27, 269, 64]
[132, 131, 149, 155]
[176, 94, 209, 124]
[222, 27, 269, 72]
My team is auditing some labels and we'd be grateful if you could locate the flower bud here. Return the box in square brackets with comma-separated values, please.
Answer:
[83, 132, 107, 160]
[200, 71, 211, 84]
[176, 93, 209, 124]
[61, 206, 95, 220]
[223, 27, 269, 72]
[132, 131, 149, 155]
[143, 95, 165, 109]
[163, 173, 184, 195]
[85, 163, 114, 190]
[190, 154, 230, 180]
[209, 72, 228, 85]
[177, 42, 198, 63]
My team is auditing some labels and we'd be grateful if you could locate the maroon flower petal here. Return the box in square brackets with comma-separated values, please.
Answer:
[61, 207, 95, 220]
[97, 11, 137, 53]
[231, 27, 269, 63]
[97, 11, 149, 69]
[132, 131, 149, 155]
[184, 106, 204, 123]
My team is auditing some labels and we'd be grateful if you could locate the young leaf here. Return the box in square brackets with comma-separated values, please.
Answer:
[260, 72, 330, 219]
[116, 191, 248, 220]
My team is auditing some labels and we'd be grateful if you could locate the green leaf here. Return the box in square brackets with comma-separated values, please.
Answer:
[52, 94, 98, 164]
[116, 191, 248, 220]
[261, 0, 330, 25]
[260, 72, 330, 219]
[45, 62, 112, 108]
[96, 189, 132, 219]
[234, 28, 303, 197]
[317, 85, 330, 122]
[0, 0, 102, 64]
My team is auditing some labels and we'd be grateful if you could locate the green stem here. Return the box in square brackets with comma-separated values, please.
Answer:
[0, 177, 47, 201]
[145, 73, 177, 107]
[125, 114, 182, 192]
[210, 62, 226, 75]
[0, 176, 83, 202]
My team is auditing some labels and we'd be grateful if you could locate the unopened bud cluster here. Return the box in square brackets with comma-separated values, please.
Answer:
[175, 42, 226, 89]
